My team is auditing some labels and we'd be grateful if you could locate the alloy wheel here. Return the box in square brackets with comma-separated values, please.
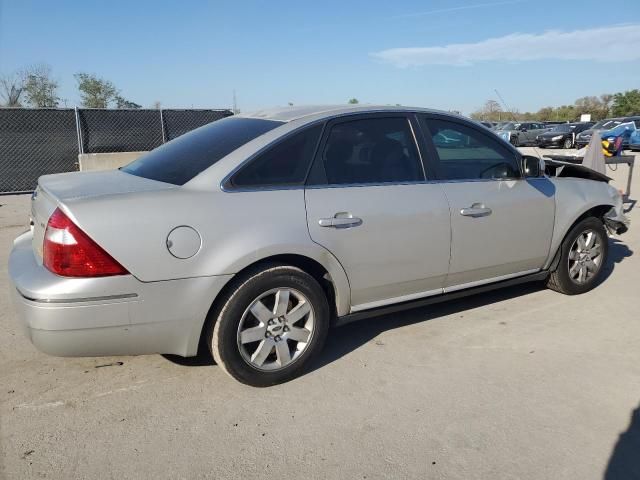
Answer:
[237, 288, 315, 371]
[567, 229, 603, 284]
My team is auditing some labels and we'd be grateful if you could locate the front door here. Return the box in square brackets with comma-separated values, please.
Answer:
[419, 115, 555, 289]
[304, 115, 451, 311]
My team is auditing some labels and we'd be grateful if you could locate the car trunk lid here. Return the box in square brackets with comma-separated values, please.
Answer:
[31, 170, 175, 262]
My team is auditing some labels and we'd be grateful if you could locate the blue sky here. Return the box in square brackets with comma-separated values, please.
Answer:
[1, 0, 639, 114]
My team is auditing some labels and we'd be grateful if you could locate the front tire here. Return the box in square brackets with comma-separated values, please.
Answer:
[563, 137, 573, 149]
[208, 264, 330, 386]
[547, 217, 608, 295]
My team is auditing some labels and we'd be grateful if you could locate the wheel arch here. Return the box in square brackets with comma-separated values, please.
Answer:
[545, 203, 614, 271]
[191, 250, 351, 357]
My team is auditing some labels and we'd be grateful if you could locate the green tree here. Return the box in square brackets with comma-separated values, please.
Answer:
[574, 96, 609, 120]
[115, 95, 141, 109]
[348, 98, 359, 104]
[23, 64, 59, 107]
[75, 73, 117, 108]
[611, 90, 640, 116]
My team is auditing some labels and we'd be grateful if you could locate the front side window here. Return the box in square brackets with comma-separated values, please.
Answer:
[421, 117, 520, 181]
[231, 124, 323, 188]
[317, 117, 423, 185]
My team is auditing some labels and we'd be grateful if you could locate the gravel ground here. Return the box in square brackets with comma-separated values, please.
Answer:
[1, 148, 639, 480]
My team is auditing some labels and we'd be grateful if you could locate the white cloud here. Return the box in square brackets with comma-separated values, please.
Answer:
[392, 0, 524, 19]
[371, 24, 640, 67]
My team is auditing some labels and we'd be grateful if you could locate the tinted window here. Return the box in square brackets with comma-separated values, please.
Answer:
[231, 124, 323, 187]
[551, 124, 574, 133]
[122, 117, 283, 185]
[422, 117, 520, 181]
[318, 117, 423, 185]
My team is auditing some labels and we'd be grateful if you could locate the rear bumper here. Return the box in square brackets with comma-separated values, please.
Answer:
[9, 231, 232, 357]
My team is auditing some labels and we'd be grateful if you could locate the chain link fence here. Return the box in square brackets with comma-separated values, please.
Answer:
[0, 107, 233, 194]
[0, 109, 79, 194]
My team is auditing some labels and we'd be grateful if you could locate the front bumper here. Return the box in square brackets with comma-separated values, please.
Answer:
[537, 138, 563, 147]
[9, 231, 232, 357]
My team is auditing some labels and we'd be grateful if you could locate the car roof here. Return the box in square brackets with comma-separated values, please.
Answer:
[238, 104, 457, 123]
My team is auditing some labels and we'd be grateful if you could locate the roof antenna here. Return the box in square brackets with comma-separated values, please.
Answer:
[494, 89, 544, 160]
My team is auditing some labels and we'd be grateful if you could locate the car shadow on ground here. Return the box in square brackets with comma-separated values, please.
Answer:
[604, 403, 640, 480]
[162, 238, 633, 371]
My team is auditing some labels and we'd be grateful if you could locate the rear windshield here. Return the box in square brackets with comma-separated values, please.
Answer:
[122, 117, 283, 185]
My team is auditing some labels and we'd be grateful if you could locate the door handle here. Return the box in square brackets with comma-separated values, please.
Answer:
[318, 213, 363, 229]
[460, 203, 492, 217]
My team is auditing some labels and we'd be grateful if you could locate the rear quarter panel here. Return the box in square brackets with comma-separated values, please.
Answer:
[62, 188, 352, 315]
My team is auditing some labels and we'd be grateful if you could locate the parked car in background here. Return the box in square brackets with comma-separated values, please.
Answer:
[600, 121, 639, 149]
[575, 117, 640, 148]
[480, 121, 494, 129]
[496, 121, 549, 146]
[8, 105, 628, 386]
[536, 122, 594, 149]
[629, 129, 640, 151]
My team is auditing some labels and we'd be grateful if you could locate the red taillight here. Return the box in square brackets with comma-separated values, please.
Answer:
[43, 208, 128, 277]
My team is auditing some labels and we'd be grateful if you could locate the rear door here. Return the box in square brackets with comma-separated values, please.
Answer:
[304, 114, 451, 311]
[418, 115, 555, 289]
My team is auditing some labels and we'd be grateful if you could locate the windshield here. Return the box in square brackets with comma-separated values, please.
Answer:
[592, 119, 622, 130]
[497, 122, 518, 130]
[122, 116, 283, 185]
[550, 124, 574, 133]
[604, 122, 635, 136]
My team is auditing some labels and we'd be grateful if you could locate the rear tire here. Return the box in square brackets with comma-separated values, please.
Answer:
[546, 217, 608, 295]
[207, 264, 330, 387]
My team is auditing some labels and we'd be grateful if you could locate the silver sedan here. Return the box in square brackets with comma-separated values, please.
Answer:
[9, 105, 628, 386]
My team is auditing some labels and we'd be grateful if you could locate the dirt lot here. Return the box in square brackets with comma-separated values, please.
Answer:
[1, 149, 639, 480]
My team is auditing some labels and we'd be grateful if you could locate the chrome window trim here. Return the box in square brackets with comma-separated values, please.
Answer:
[223, 176, 527, 193]
[219, 110, 523, 193]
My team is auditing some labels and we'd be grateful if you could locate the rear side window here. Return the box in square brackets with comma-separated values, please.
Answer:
[230, 124, 323, 188]
[122, 117, 283, 185]
[315, 117, 423, 185]
[421, 117, 520, 181]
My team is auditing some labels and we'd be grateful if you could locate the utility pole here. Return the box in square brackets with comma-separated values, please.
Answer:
[232, 90, 238, 115]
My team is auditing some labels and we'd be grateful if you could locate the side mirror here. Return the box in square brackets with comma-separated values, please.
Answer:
[522, 155, 543, 177]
